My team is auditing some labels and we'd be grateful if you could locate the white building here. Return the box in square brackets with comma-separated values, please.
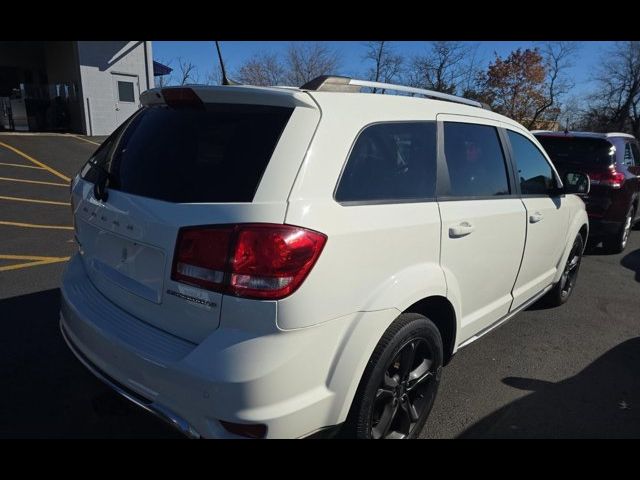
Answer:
[0, 41, 158, 135]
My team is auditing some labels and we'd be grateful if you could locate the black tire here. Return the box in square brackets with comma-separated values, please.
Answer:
[543, 234, 584, 307]
[603, 205, 634, 254]
[342, 313, 443, 439]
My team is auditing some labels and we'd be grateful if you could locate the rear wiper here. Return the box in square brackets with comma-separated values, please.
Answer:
[90, 161, 112, 202]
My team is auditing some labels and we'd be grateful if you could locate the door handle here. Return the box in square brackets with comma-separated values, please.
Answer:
[449, 221, 475, 238]
[529, 211, 543, 223]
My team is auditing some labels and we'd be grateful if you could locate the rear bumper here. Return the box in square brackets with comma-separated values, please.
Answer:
[60, 323, 200, 438]
[587, 218, 621, 237]
[60, 253, 362, 438]
[583, 188, 633, 231]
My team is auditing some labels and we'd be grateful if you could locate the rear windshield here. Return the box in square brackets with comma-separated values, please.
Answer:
[80, 103, 293, 203]
[535, 136, 615, 166]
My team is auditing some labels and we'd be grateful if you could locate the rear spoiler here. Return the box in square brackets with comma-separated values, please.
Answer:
[140, 86, 318, 109]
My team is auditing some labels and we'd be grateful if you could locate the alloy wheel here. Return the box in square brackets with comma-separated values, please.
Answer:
[621, 209, 633, 250]
[370, 338, 437, 439]
[560, 240, 582, 298]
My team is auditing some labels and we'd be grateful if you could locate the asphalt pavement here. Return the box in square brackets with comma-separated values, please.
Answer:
[0, 132, 638, 438]
[420, 234, 640, 438]
[0, 132, 179, 437]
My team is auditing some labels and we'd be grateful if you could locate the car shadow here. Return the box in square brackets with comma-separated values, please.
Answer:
[457, 337, 640, 438]
[583, 238, 611, 256]
[525, 298, 556, 311]
[525, 295, 558, 312]
[0, 289, 182, 438]
[621, 248, 640, 283]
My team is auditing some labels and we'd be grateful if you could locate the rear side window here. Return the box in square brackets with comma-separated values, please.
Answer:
[81, 104, 293, 203]
[624, 143, 634, 166]
[443, 122, 510, 197]
[631, 143, 640, 166]
[507, 130, 557, 195]
[335, 122, 437, 203]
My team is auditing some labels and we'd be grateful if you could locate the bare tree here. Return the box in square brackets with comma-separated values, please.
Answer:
[204, 67, 223, 86]
[407, 41, 479, 95]
[233, 43, 341, 87]
[154, 57, 174, 88]
[236, 52, 286, 86]
[155, 73, 171, 88]
[527, 42, 579, 128]
[584, 41, 640, 137]
[284, 42, 341, 86]
[362, 41, 404, 92]
[557, 95, 585, 131]
[177, 57, 198, 85]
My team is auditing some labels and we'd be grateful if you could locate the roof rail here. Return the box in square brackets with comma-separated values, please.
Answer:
[300, 75, 485, 109]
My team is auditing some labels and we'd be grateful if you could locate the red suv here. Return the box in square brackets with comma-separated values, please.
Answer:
[533, 131, 640, 253]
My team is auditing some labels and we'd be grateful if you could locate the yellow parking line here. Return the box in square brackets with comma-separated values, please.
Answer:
[0, 162, 45, 170]
[0, 254, 68, 260]
[0, 254, 69, 272]
[0, 195, 70, 206]
[0, 176, 69, 187]
[0, 220, 73, 230]
[67, 134, 101, 146]
[0, 259, 64, 271]
[0, 141, 71, 182]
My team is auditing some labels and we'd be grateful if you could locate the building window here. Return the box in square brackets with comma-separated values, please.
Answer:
[117, 81, 135, 103]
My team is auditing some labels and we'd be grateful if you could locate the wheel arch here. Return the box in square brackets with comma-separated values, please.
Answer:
[579, 223, 588, 249]
[330, 293, 458, 425]
[403, 295, 457, 366]
[554, 206, 589, 283]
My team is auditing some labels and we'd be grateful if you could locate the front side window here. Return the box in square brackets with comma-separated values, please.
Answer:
[508, 131, 557, 195]
[335, 122, 437, 203]
[443, 122, 510, 197]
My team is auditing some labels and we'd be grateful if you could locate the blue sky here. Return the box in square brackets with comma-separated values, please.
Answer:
[152, 41, 615, 97]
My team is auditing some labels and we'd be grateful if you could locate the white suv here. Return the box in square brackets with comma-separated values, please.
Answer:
[60, 76, 590, 439]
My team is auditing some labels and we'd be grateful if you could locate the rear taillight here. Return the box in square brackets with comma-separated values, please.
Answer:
[588, 166, 625, 188]
[172, 226, 233, 292]
[229, 224, 327, 299]
[171, 224, 327, 300]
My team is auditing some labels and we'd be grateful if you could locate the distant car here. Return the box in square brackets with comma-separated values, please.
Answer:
[60, 77, 589, 439]
[533, 131, 640, 253]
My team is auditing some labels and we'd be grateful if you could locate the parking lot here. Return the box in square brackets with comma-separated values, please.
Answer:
[0, 132, 639, 438]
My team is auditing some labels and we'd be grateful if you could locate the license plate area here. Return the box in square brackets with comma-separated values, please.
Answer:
[78, 219, 166, 303]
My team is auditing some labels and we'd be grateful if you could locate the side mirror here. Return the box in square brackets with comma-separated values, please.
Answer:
[563, 172, 590, 195]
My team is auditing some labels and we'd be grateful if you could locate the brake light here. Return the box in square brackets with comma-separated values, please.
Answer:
[172, 227, 233, 292]
[161, 87, 204, 108]
[588, 166, 625, 188]
[171, 224, 327, 300]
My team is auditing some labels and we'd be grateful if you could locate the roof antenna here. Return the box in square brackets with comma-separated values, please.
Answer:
[215, 41, 239, 86]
